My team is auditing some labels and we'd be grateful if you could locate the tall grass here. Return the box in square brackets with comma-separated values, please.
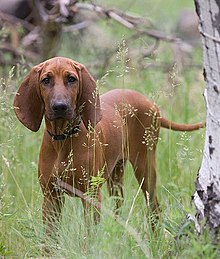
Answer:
[1, 41, 217, 258]
[0, 1, 219, 258]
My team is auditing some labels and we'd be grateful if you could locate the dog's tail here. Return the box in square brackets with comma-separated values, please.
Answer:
[160, 117, 205, 131]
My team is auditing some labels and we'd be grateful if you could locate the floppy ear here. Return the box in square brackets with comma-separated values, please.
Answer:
[74, 62, 102, 129]
[13, 64, 44, 132]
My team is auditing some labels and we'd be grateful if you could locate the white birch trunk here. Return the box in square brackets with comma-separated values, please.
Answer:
[193, 0, 220, 234]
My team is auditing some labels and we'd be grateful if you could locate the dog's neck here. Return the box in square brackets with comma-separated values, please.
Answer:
[45, 115, 81, 141]
[45, 119, 69, 135]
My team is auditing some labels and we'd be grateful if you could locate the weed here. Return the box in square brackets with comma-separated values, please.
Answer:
[0, 2, 210, 257]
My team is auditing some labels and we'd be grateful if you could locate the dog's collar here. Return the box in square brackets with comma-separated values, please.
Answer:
[47, 109, 83, 141]
[47, 124, 80, 141]
[47, 115, 81, 141]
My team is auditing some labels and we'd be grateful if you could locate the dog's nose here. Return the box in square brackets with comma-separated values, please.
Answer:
[52, 102, 68, 112]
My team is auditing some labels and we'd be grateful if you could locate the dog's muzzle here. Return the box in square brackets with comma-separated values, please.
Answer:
[48, 101, 74, 120]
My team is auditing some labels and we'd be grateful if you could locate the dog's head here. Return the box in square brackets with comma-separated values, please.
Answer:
[14, 57, 102, 131]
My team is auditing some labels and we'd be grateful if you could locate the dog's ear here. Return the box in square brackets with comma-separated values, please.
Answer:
[13, 64, 44, 132]
[73, 62, 102, 129]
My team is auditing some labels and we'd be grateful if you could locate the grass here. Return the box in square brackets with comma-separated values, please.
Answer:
[0, 0, 219, 258]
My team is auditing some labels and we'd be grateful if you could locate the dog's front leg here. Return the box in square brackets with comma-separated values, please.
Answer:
[81, 186, 102, 227]
[42, 188, 65, 237]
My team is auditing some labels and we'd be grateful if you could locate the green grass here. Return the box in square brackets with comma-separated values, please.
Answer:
[0, 60, 210, 258]
[1, 0, 219, 258]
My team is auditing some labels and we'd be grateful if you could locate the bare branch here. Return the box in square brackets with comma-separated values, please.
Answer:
[63, 20, 91, 32]
[0, 0, 187, 72]
[74, 3, 180, 43]
[0, 11, 34, 31]
[0, 43, 38, 60]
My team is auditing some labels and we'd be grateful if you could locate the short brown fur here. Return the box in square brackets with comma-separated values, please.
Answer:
[14, 57, 204, 234]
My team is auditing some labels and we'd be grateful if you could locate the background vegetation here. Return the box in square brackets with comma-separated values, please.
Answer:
[0, 0, 218, 258]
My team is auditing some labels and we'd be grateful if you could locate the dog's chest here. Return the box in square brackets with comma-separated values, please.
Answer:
[53, 137, 105, 186]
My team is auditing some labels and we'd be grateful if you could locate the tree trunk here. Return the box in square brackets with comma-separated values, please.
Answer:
[193, 0, 220, 235]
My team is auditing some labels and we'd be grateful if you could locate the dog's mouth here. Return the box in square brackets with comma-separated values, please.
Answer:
[46, 109, 74, 121]
[44, 100, 75, 121]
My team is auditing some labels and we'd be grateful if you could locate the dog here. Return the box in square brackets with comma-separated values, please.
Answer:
[13, 56, 204, 234]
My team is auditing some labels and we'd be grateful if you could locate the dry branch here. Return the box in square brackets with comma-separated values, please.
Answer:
[0, 0, 192, 71]
[0, 43, 38, 60]
[0, 10, 34, 31]
[73, 2, 179, 43]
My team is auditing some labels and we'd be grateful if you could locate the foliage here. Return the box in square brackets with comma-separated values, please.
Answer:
[0, 0, 217, 258]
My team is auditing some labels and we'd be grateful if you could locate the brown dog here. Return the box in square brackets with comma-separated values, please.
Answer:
[14, 57, 204, 234]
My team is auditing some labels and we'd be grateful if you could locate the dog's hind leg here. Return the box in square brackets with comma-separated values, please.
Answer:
[130, 148, 160, 220]
[107, 159, 125, 214]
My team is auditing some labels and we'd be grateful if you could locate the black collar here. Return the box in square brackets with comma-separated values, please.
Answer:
[47, 124, 80, 141]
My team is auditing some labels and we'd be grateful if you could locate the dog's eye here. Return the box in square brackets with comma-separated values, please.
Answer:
[42, 77, 50, 85]
[67, 76, 76, 83]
